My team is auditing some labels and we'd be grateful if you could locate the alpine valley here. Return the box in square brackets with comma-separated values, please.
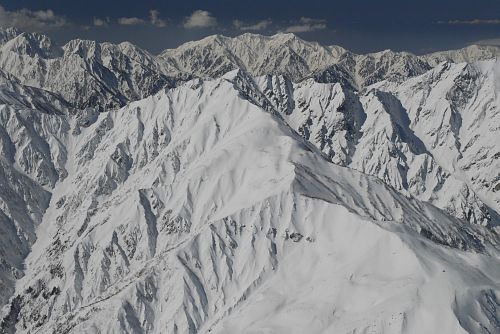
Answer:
[0, 27, 499, 333]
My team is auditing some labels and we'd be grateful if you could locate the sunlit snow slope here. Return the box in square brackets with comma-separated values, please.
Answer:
[0, 70, 498, 334]
[248, 60, 500, 228]
[0, 28, 499, 333]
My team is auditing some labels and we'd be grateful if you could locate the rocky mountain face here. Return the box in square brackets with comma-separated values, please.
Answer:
[1, 28, 499, 109]
[0, 28, 499, 333]
[0, 28, 174, 111]
[248, 60, 500, 228]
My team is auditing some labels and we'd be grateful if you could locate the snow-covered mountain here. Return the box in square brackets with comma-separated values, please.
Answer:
[0, 28, 174, 111]
[249, 60, 500, 227]
[1, 29, 499, 108]
[0, 28, 499, 333]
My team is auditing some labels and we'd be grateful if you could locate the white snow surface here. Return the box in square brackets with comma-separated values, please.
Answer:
[0, 28, 499, 109]
[0, 30, 498, 333]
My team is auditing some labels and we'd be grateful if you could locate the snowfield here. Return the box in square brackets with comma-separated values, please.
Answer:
[0, 29, 499, 333]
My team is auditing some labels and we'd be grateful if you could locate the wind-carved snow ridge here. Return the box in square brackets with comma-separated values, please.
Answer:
[0, 29, 498, 333]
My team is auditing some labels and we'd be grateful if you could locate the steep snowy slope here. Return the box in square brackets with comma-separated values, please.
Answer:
[158, 32, 500, 88]
[0, 29, 499, 333]
[424, 44, 500, 66]
[0, 69, 71, 114]
[0, 28, 23, 46]
[158, 33, 347, 80]
[0, 80, 71, 307]
[1, 71, 498, 334]
[370, 60, 500, 226]
[0, 29, 174, 110]
[0, 28, 498, 112]
[312, 50, 433, 90]
[158, 32, 499, 89]
[246, 60, 500, 228]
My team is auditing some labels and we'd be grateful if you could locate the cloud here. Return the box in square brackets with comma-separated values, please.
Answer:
[233, 19, 272, 31]
[183, 10, 217, 29]
[149, 10, 167, 28]
[440, 19, 500, 25]
[0, 5, 67, 31]
[116, 11, 167, 28]
[93, 17, 109, 27]
[284, 17, 326, 33]
[117, 17, 146, 25]
[114, 11, 167, 28]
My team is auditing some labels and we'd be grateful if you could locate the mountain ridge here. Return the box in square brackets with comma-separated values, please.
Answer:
[1, 70, 498, 333]
[0, 28, 499, 110]
[0, 28, 499, 333]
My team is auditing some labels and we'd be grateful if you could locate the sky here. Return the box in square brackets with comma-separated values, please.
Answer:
[0, 0, 500, 55]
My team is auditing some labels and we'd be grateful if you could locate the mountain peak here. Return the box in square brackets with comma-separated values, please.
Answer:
[0, 27, 22, 44]
[0, 30, 62, 58]
[0, 28, 499, 334]
[0, 60, 499, 333]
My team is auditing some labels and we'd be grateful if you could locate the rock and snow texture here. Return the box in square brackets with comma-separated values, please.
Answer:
[0, 28, 499, 109]
[249, 60, 500, 228]
[0, 29, 498, 333]
[0, 28, 174, 111]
